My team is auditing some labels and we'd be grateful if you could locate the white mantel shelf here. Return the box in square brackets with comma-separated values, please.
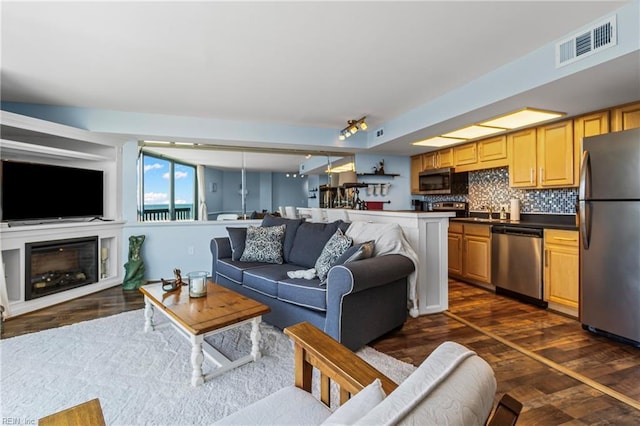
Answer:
[297, 208, 455, 316]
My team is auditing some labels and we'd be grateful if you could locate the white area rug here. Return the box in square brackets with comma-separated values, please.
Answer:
[0, 310, 416, 425]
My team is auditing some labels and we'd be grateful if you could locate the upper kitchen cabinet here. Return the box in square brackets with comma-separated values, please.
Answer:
[452, 143, 477, 170]
[477, 135, 508, 168]
[453, 136, 507, 172]
[509, 120, 574, 188]
[508, 128, 537, 187]
[423, 148, 453, 170]
[611, 101, 640, 132]
[574, 111, 609, 185]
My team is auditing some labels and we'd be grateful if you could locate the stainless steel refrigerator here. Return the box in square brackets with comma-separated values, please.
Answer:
[579, 127, 640, 346]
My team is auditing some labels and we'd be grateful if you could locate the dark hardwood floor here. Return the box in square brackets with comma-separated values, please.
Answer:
[2, 279, 639, 424]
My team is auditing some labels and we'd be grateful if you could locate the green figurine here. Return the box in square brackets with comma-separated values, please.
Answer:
[122, 235, 146, 290]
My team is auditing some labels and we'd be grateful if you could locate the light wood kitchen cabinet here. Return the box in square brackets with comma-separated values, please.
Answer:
[423, 148, 453, 170]
[508, 120, 574, 188]
[464, 224, 492, 284]
[448, 222, 491, 285]
[544, 229, 579, 317]
[410, 155, 422, 194]
[454, 136, 508, 172]
[611, 101, 640, 132]
[574, 111, 609, 185]
[448, 222, 464, 276]
[478, 135, 508, 168]
[508, 128, 537, 187]
[422, 151, 437, 170]
[453, 143, 477, 169]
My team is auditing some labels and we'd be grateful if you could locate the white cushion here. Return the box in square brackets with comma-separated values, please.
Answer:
[355, 342, 496, 426]
[321, 378, 386, 426]
[213, 386, 332, 425]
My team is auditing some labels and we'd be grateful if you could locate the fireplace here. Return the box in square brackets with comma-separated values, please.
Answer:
[25, 236, 98, 300]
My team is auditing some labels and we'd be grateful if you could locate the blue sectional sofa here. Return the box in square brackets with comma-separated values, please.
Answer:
[210, 215, 415, 350]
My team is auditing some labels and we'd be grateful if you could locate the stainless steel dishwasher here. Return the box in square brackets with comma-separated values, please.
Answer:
[491, 225, 545, 306]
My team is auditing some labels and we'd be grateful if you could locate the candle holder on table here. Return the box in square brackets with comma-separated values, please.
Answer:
[188, 271, 208, 298]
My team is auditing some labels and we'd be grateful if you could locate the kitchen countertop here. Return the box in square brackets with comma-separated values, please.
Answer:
[451, 213, 579, 231]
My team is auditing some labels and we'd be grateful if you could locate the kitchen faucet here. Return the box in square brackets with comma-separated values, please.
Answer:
[481, 204, 495, 219]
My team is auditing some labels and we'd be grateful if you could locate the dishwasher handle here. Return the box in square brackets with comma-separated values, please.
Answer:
[492, 225, 543, 238]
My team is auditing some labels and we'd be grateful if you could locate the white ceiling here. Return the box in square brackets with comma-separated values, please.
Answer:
[2, 1, 638, 171]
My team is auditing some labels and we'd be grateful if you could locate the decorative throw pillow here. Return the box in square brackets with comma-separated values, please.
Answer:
[226, 227, 248, 261]
[321, 378, 386, 426]
[335, 240, 375, 265]
[315, 228, 353, 282]
[261, 215, 305, 263]
[240, 225, 286, 264]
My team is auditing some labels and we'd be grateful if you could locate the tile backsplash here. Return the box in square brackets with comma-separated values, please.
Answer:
[424, 167, 578, 214]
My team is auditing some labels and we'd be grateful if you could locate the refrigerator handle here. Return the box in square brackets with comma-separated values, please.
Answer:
[579, 150, 591, 249]
[579, 150, 591, 201]
[580, 200, 590, 249]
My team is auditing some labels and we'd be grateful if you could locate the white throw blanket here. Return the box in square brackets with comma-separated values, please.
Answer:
[346, 221, 420, 317]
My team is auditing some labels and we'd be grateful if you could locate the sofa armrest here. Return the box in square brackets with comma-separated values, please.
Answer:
[327, 254, 414, 295]
[211, 237, 232, 259]
[284, 321, 398, 407]
[210, 237, 232, 278]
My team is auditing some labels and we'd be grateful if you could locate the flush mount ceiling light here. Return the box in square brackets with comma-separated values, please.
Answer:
[442, 124, 504, 140]
[480, 108, 565, 129]
[413, 136, 465, 147]
[412, 108, 565, 148]
[339, 117, 368, 141]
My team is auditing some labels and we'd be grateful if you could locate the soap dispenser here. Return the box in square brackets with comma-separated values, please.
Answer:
[500, 206, 507, 220]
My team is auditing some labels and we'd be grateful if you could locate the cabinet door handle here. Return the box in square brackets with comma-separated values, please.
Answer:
[545, 249, 548, 267]
[554, 237, 577, 242]
[540, 167, 544, 183]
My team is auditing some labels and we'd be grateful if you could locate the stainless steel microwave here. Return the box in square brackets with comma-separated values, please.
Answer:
[418, 168, 469, 195]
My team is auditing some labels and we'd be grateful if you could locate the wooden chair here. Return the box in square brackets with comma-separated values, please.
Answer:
[283, 322, 522, 425]
[39, 398, 106, 426]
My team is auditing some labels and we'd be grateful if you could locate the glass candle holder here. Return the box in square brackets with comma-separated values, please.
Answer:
[188, 271, 208, 298]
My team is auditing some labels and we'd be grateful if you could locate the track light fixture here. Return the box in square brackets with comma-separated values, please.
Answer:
[339, 117, 368, 140]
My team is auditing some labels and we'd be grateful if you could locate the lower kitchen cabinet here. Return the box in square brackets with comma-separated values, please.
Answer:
[544, 229, 579, 317]
[448, 222, 491, 285]
[448, 222, 464, 276]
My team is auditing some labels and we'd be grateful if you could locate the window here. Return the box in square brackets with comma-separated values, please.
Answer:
[139, 153, 197, 221]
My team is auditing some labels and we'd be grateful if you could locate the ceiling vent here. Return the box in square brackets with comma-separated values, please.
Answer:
[556, 15, 617, 68]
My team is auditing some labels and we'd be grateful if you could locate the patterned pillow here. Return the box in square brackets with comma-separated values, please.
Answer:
[315, 228, 353, 282]
[240, 225, 286, 264]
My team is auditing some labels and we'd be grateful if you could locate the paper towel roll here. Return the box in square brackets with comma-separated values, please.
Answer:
[510, 199, 521, 221]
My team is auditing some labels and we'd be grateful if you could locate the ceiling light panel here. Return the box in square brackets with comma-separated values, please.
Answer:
[412, 136, 465, 147]
[442, 125, 505, 139]
[481, 109, 564, 129]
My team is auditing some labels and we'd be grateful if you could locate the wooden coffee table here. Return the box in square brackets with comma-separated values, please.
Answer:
[140, 280, 270, 386]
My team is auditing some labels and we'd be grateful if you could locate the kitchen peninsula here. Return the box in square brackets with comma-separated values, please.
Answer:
[298, 208, 455, 316]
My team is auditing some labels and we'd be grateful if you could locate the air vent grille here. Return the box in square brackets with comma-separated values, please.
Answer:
[556, 15, 616, 68]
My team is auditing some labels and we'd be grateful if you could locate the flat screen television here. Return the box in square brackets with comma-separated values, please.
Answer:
[1, 160, 104, 222]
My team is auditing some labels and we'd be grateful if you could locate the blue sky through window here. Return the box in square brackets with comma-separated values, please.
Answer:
[143, 155, 195, 209]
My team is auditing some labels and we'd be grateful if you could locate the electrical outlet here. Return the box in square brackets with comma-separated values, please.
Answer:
[376, 129, 384, 137]
[187, 246, 194, 255]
